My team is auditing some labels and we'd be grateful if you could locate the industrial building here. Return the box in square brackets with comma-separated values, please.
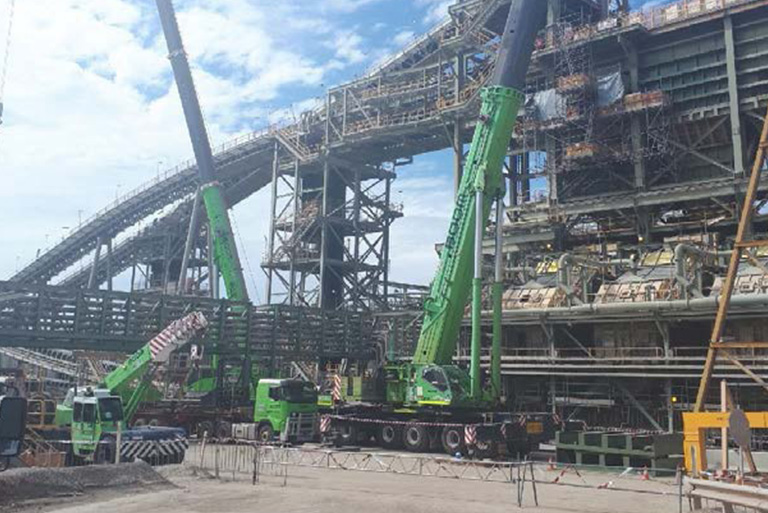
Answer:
[3, 0, 768, 446]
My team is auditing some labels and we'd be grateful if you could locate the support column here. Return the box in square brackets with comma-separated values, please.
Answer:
[178, 187, 202, 295]
[87, 237, 103, 290]
[666, 379, 674, 433]
[106, 238, 113, 292]
[289, 159, 300, 305]
[266, 142, 280, 304]
[491, 198, 504, 401]
[319, 160, 330, 310]
[471, 189, 484, 400]
[453, 52, 465, 197]
[547, 0, 561, 26]
[724, 15, 745, 175]
[626, 41, 646, 190]
[521, 153, 531, 203]
[453, 121, 464, 196]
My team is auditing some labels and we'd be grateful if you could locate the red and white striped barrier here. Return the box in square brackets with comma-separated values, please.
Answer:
[464, 425, 477, 446]
[331, 375, 342, 403]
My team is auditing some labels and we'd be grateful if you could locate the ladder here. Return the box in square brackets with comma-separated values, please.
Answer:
[694, 104, 768, 411]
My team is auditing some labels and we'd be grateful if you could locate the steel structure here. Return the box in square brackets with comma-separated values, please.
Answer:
[7, 0, 768, 431]
[0, 281, 374, 368]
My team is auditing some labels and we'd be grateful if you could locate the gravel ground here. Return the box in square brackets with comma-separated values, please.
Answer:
[12, 463, 683, 513]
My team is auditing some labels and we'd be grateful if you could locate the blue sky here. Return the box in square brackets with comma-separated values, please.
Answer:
[0, 0, 673, 300]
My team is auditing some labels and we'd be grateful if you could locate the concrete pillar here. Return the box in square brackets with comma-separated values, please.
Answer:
[724, 16, 745, 175]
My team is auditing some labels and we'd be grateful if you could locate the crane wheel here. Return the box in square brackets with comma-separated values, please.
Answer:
[472, 438, 498, 460]
[335, 422, 358, 446]
[376, 424, 403, 449]
[197, 421, 214, 439]
[441, 426, 466, 456]
[215, 421, 232, 440]
[403, 423, 429, 453]
[258, 424, 274, 443]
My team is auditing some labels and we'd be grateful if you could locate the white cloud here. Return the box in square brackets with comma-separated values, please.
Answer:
[0, 0, 460, 291]
[393, 30, 415, 47]
[0, 0, 376, 279]
[417, 0, 452, 24]
[388, 159, 454, 285]
[329, 30, 368, 65]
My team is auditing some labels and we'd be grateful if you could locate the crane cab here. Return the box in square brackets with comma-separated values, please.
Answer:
[55, 387, 124, 459]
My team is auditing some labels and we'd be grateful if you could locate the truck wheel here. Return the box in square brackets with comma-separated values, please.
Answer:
[441, 426, 466, 456]
[403, 424, 429, 453]
[198, 421, 214, 439]
[216, 421, 232, 440]
[473, 439, 498, 460]
[377, 424, 403, 449]
[258, 424, 274, 443]
[96, 435, 116, 464]
[133, 418, 147, 428]
[336, 422, 358, 446]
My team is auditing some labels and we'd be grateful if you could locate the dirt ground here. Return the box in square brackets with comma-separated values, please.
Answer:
[15, 464, 683, 513]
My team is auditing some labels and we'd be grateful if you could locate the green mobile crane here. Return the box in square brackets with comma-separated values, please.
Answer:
[154, 0, 318, 444]
[51, 312, 207, 463]
[400, 0, 546, 407]
[326, 0, 551, 456]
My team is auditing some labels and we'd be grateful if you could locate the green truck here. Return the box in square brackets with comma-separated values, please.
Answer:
[49, 312, 207, 464]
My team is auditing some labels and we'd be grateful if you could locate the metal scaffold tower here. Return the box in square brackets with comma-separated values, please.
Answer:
[262, 142, 402, 311]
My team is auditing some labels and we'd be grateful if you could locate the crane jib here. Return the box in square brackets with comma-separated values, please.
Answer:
[412, 0, 547, 368]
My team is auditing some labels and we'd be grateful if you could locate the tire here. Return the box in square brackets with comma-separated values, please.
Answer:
[441, 426, 466, 456]
[402, 423, 429, 453]
[0, 457, 8, 472]
[473, 438, 498, 460]
[216, 421, 232, 440]
[377, 424, 403, 450]
[258, 424, 274, 443]
[148, 418, 159, 427]
[198, 421, 214, 438]
[96, 436, 116, 464]
[336, 422, 358, 446]
[133, 418, 147, 428]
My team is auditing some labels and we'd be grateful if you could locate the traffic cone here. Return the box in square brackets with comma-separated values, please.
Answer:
[640, 467, 650, 481]
[547, 457, 557, 471]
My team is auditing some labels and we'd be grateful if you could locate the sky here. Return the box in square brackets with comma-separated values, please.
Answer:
[0, 0, 671, 302]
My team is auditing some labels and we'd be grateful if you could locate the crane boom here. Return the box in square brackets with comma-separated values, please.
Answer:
[155, 0, 249, 302]
[413, 0, 546, 367]
[102, 311, 208, 421]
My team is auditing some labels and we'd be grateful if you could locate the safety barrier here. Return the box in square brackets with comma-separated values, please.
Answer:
[17, 438, 187, 469]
